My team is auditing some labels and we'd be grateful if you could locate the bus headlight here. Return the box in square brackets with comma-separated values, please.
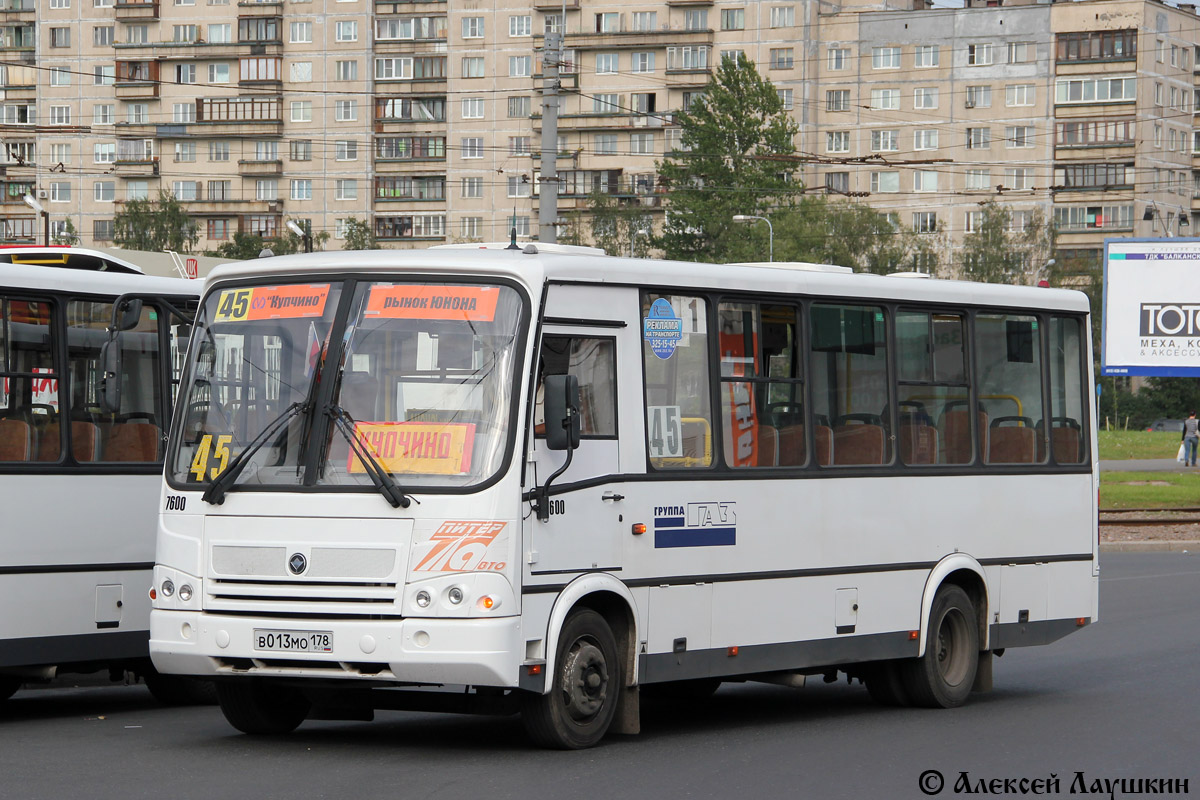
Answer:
[178, 584, 193, 602]
[161, 579, 175, 598]
[415, 590, 432, 608]
[447, 587, 464, 605]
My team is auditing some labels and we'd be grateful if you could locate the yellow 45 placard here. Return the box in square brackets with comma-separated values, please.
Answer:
[190, 434, 232, 482]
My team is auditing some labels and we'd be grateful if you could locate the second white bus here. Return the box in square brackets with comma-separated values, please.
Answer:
[149, 246, 1098, 748]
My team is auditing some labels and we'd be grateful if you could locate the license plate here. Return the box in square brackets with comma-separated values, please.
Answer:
[253, 629, 334, 654]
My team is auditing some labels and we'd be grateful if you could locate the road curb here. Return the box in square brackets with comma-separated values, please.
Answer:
[1100, 541, 1200, 553]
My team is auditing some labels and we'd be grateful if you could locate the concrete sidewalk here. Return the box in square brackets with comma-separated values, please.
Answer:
[1099, 458, 1198, 472]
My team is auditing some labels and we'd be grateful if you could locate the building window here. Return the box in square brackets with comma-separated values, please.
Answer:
[828, 48, 849, 70]
[290, 179, 312, 201]
[462, 57, 485, 79]
[462, 17, 483, 38]
[509, 136, 531, 155]
[49, 28, 70, 47]
[769, 6, 794, 27]
[126, 181, 148, 200]
[508, 96, 531, 118]
[209, 24, 231, 43]
[1005, 125, 1034, 148]
[631, 11, 656, 31]
[1055, 75, 1136, 104]
[593, 94, 620, 113]
[335, 20, 357, 41]
[826, 131, 849, 153]
[913, 170, 937, 192]
[826, 90, 850, 112]
[208, 180, 230, 200]
[127, 104, 148, 124]
[870, 130, 899, 152]
[93, 181, 115, 201]
[914, 129, 938, 150]
[630, 133, 655, 154]
[176, 64, 196, 84]
[965, 169, 990, 190]
[93, 143, 115, 163]
[462, 138, 482, 159]
[966, 127, 991, 149]
[777, 89, 793, 110]
[332, 140, 356, 161]
[684, 9, 707, 31]
[93, 104, 114, 125]
[510, 56, 532, 77]
[334, 61, 356, 81]
[460, 217, 482, 238]
[666, 46, 709, 71]
[174, 142, 195, 162]
[335, 100, 357, 121]
[209, 63, 230, 83]
[770, 48, 794, 69]
[50, 67, 70, 86]
[825, 172, 849, 194]
[49, 106, 71, 125]
[1004, 167, 1033, 190]
[1008, 41, 1033, 63]
[870, 171, 899, 193]
[173, 24, 197, 42]
[632, 52, 655, 73]
[509, 15, 531, 36]
[965, 85, 991, 108]
[290, 140, 312, 160]
[913, 212, 937, 233]
[461, 177, 482, 198]
[290, 21, 312, 43]
[207, 219, 230, 240]
[93, 220, 114, 241]
[507, 175, 531, 197]
[965, 210, 982, 234]
[721, 8, 744, 30]
[1055, 30, 1135, 62]
[871, 46, 900, 69]
[915, 45, 938, 67]
[94, 65, 115, 85]
[967, 43, 993, 66]
[94, 26, 113, 46]
[173, 103, 196, 123]
[870, 89, 899, 110]
[1006, 84, 1034, 106]
[595, 53, 618, 74]
[594, 134, 617, 155]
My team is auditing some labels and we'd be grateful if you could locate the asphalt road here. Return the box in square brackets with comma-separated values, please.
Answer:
[1, 553, 1196, 800]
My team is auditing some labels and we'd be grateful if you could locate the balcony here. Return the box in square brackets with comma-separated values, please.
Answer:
[0, 0, 35, 19]
[237, 0, 282, 7]
[534, 112, 672, 132]
[114, 0, 159, 21]
[114, 80, 160, 100]
[237, 158, 282, 176]
[0, 182, 35, 204]
[112, 158, 159, 177]
[552, 26, 712, 51]
[375, 0, 445, 13]
[194, 97, 282, 136]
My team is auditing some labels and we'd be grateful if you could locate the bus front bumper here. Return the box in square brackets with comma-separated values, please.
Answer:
[150, 610, 522, 688]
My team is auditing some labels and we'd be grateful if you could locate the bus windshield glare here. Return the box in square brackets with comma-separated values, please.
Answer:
[169, 280, 525, 492]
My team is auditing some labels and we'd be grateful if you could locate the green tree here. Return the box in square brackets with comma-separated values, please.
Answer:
[51, 218, 80, 246]
[342, 216, 379, 250]
[771, 196, 943, 275]
[585, 191, 653, 257]
[112, 190, 199, 253]
[655, 56, 801, 263]
[208, 232, 271, 260]
[959, 201, 1055, 285]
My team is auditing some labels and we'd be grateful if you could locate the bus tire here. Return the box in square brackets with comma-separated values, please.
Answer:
[0, 678, 21, 702]
[144, 671, 218, 706]
[521, 608, 621, 749]
[901, 584, 979, 708]
[865, 661, 910, 707]
[216, 680, 310, 735]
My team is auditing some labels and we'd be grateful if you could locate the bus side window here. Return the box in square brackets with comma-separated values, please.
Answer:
[717, 302, 803, 468]
[810, 303, 891, 466]
[643, 294, 712, 468]
[976, 313, 1046, 464]
[0, 296, 59, 463]
[896, 310, 970, 465]
[1046, 316, 1086, 464]
[535, 336, 616, 438]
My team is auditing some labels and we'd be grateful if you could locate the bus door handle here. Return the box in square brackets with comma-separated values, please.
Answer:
[602, 492, 624, 502]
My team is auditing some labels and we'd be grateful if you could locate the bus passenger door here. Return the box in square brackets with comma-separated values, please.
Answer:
[526, 287, 640, 575]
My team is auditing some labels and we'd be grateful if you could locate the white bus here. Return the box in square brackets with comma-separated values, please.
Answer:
[0, 247, 202, 703]
[150, 246, 1098, 748]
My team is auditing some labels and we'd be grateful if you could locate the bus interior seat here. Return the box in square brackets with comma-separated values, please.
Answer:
[988, 416, 1038, 464]
[1036, 417, 1082, 463]
[36, 420, 101, 463]
[940, 407, 987, 464]
[900, 420, 939, 465]
[777, 425, 804, 466]
[0, 418, 32, 461]
[104, 423, 161, 462]
[832, 414, 885, 465]
[755, 424, 779, 467]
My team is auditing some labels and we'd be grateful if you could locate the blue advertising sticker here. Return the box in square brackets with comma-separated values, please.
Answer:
[644, 298, 683, 360]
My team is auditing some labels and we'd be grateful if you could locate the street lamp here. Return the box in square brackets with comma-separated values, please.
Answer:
[630, 228, 649, 258]
[733, 214, 773, 262]
[23, 194, 48, 246]
[286, 219, 313, 253]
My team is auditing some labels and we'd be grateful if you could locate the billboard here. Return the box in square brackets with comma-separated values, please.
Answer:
[1103, 237, 1200, 377]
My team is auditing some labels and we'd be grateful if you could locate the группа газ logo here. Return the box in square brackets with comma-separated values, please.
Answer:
[653, 502, 737, 549]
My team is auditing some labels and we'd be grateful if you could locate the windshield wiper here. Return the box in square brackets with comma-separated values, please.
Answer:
[202, 401, 306, 506]
[326, 405, 416, 509]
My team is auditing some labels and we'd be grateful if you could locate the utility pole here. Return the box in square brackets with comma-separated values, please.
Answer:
[538, 11, 563, 244]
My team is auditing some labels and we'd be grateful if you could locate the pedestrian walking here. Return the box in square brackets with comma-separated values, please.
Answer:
[1184, 411, 1200, 467]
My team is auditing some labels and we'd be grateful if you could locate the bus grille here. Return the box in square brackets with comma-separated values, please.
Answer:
[205, 578, 400, 617]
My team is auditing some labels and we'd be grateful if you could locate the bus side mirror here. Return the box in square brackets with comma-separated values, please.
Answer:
[114, 298, 144, 332]
[98, 336, 122, 413]
[543, 374, 580, 451]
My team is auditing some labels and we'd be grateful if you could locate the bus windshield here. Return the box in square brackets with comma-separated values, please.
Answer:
[169, 279, 525, 493]
[317, 281, 523, 490]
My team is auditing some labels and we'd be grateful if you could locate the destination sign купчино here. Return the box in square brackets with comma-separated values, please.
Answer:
[213, 284, 331, 322]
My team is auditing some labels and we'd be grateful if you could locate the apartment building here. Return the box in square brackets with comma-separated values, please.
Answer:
[1, 0, 1198, 268]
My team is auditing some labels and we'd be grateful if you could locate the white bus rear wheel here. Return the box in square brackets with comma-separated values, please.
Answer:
[901, 585, 978, 708]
